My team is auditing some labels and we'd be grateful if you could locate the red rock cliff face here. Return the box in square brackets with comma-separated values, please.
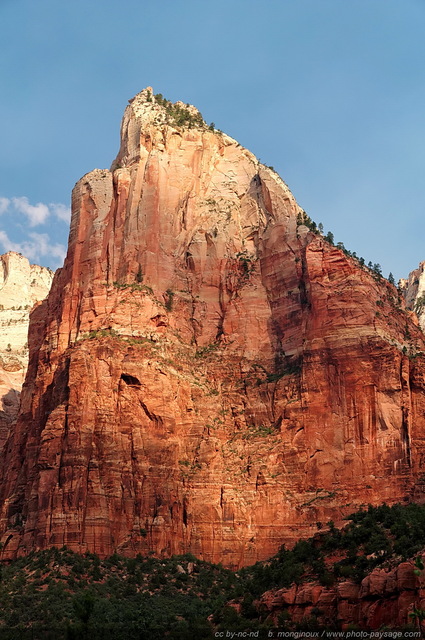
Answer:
[1, 88, 425, 566]
[258, 557, 425, 630]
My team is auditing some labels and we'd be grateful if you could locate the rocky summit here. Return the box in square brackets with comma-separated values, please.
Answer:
[1, 89, 425, 567]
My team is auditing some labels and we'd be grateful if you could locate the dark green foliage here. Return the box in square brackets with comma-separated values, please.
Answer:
[135, 265, 143, 283]
[194, 342, 219, 358]
[296, 210, 318, 233]
[1, 503, 425, 634]
[414, 555, 425, 575]
[250, 358, 302, 385]
[388, 272, 395, 286]
[238, 502, 425, 600]
[325, 231, 334, 245]
[414, 293, 425, 314]
[85, 328, 119, 340]
[113, 281, 153, 294]
[0, 550, 242, 638]
[409, 605, 425, 627]
[373, 263, 382, 278]
[72, 589, 95, 624]
[165, 288, 175, 311]
[240, 424, 275, 439]
[235, 250, 256, 278]
[344, 503, 425, 559]
[154, 93, 206, 129]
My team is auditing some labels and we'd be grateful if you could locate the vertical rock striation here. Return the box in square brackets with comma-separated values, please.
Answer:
[1, 89, 425, 566]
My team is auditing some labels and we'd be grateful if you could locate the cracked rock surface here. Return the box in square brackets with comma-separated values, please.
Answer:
[1, 90, 425, 567]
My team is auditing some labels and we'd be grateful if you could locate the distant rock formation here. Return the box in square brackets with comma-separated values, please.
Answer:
[0, 252, 53, 449]
[400, 261, 425, 332]
[1, 89, 425, 566]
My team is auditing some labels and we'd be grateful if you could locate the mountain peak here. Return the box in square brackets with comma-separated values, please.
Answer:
[112, 88, 211, 169]
[129, 86, 204, 123]
[2, 91, 425, 568]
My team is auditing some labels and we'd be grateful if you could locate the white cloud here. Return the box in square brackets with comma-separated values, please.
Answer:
[28, 232, 66, 261]
[0, 230, 66, 267]
[0, 196, 70, 226]
[0, 198, 10, 214]
[11, 197, 50, 227]
[49, 202, 71, 223]
[0, 196, 69, 268]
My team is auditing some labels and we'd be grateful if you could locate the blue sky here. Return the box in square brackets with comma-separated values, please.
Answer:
[0, 0, 424, 279]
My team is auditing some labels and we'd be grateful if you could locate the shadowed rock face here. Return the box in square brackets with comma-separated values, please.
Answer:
[258, 556, 425, 630]
[1, 89, 425, 567]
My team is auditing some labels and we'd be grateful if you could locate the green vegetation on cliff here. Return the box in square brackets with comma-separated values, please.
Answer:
[153, 92, 207, 129]
[0, 503, 424, 637]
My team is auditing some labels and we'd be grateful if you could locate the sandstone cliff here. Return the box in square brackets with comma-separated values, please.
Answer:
[258, 558, 425, 630]
[0, 252, 53, 450]
[1, 89, 425, 566]
[400, 261, 425, 332]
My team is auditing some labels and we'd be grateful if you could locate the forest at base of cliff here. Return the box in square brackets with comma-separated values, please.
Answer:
[0, 502, 424, 638]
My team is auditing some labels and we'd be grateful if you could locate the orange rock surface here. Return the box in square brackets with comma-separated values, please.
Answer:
[259, 557, 425, 629]
[1, 88, 425, 566]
